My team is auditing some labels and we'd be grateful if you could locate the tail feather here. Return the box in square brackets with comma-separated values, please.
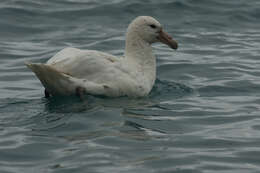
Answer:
[25, 62, 76, 95]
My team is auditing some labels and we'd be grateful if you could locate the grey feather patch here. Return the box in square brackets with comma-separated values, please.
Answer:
[103, 85, 110, 89]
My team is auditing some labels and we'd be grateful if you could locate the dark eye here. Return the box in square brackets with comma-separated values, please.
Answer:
[149, 24, 156, 29]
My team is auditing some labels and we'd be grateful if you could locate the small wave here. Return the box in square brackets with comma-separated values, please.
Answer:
[149, 79, 194, 100]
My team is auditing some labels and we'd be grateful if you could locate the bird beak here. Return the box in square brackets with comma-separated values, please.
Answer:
[157, 29, 178, 50]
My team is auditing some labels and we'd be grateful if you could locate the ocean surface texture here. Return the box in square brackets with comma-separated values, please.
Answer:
[0, 0, 260, 172]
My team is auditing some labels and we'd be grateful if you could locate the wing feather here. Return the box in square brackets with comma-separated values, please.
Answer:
[47, 47, 122, 82]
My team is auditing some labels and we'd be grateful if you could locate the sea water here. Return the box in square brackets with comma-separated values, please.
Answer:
[0, 0, 260, 172]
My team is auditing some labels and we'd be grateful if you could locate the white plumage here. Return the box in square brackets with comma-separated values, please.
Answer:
[26, 16, 178, 98]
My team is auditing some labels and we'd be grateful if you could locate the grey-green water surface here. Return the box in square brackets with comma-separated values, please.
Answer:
[1, 0, 260, 172]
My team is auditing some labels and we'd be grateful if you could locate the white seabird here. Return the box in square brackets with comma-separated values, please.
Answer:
[26, 16, 178, 98]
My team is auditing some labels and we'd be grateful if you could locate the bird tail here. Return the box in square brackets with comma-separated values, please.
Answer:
[25, 62, 76, 95]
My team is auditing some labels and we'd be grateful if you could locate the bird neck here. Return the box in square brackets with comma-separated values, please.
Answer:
[125, 31, 156, 65]
[124, 32, 156, 88]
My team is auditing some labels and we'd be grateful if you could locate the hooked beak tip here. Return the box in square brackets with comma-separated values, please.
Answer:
[172, 42, 178, 50]
[158, 30, 178, 50]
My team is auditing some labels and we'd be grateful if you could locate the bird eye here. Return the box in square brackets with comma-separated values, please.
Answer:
[149, 24, 156, 29]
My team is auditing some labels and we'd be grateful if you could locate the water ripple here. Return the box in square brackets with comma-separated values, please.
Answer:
[1, 0, 260, 172]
